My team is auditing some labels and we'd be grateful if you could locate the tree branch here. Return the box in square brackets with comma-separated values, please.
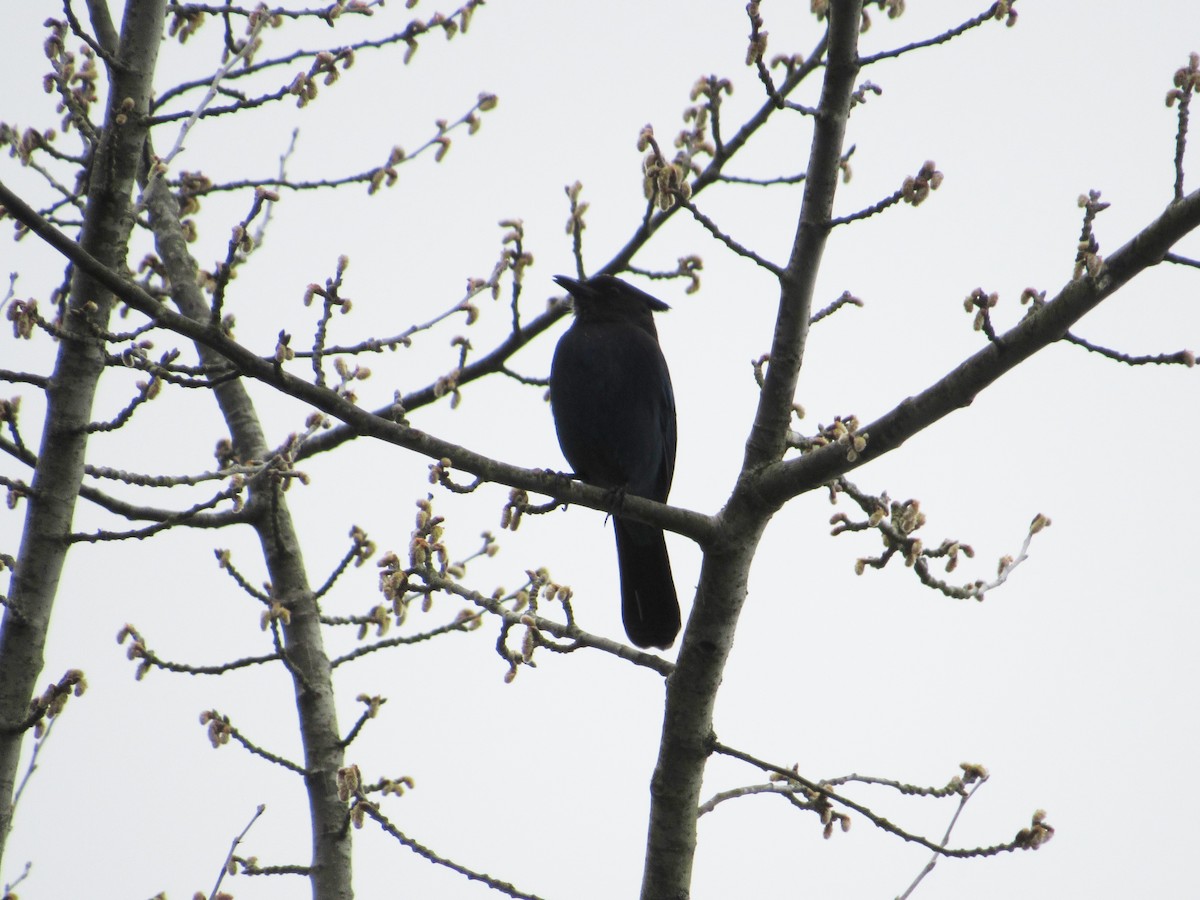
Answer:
[0, 175, 722, 547]
[740, 6, 860, 471]
[759, 186, 1200, 503]
[639, 7, 865, 900]
[0, 0, 167, 866]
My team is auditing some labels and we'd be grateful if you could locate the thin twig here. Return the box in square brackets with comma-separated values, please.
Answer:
[9, 717, 57, 829]
[897, 777, 988, 900]
[329, 618, 476, 667]
[698, 782, 814, 817]
[2, 861, 32, 897]
[208, 804, 266, 900]
[718, 171, 808, 186]
[1062, 331, 1195, 366]
[829, 186, 904, 225]
[811, 291, 863, 324]
[1164, 251, 1200, 268]
[679, 198, 784, 276]
[153, 16, 269, 174]
[712, 741, 1043, 858]
[858, 3, 1008, 66]
[356, 800, 547, 900]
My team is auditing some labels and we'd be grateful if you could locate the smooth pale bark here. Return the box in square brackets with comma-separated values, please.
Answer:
[0, 0, 166, 864]
[639, 3, 865, 898]
[145, 174, 353, 899]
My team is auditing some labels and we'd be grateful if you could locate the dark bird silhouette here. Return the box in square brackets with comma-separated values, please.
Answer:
[548, 274, 680, 649]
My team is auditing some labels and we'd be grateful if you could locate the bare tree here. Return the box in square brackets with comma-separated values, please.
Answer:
[1, 2, 1197, 899]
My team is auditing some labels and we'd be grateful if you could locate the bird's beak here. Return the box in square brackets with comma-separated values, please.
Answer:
[553, 274, 585, 296]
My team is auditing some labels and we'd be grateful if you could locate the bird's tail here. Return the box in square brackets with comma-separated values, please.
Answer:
[613, 517, 680, 649]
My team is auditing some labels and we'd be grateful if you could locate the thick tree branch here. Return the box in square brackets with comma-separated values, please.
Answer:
[741, 9, 859, 471]
[757, 187, 1200, 503]
[296, 33, 832, 465]
[84, 0, 121, 59]
[143, 168, 354, 898]
[0, 177, 721, 547]
[0, 0, 165, 867]
[638, 8, 865, 900]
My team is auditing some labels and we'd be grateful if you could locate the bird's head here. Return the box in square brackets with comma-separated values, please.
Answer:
[554, 274, 670, 335]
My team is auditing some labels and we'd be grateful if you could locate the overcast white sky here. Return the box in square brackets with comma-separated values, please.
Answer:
[2, 2, 1199, 899]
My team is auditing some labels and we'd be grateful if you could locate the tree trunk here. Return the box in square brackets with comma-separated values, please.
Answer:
[0, 0, 166, 863]
[639, 2, 863, 896]
[145, 174, 353, 898]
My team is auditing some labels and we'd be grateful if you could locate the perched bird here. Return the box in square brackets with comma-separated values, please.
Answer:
[548, 274, 680, 649]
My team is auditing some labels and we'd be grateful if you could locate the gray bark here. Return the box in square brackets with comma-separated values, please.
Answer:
[0, 0, 165, 863]
[145, 175, 353, 899]
[639, 3, 865, 897]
